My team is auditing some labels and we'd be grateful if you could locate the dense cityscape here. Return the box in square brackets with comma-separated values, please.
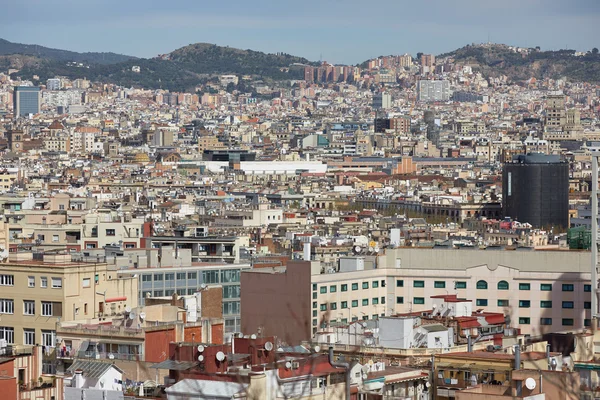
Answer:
[0, 19, 599, 400]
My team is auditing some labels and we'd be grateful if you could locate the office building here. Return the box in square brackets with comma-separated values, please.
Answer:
[417, 80, 450, 102]
[503, 153, 569, 228]
[46, 78, 61, 91]
[374, 116, 410, 134]
[373, 92, 392, 109]
[13, 86, 41, 117]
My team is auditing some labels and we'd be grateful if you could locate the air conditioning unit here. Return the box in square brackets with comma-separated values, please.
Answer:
[291, 361, 300, 369]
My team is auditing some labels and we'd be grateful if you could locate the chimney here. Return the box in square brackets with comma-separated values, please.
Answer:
[514, 344, 522, 397]
[467, 335, 473, 353]
[73, 369, 84, 388]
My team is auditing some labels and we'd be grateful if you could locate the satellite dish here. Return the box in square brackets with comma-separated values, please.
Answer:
[200, 283, 207, 290]
[108, 353, 114, 360]
[125, 306, 131, 313]
[426, 382, 431, 388]
[313, 345, 320, 353]
[374, 246, 380, 253]
[264, 341, 274, 351]
[197, 355, 204, 362]
[285, 361, 292, 369]
[353, 245, 361, 253]
[525, 377, 536, 390]
[139, 312, 146, 320]
[197, 345, 205, 353]
[368, 246, 374, 252]
[250, 334, 257, 339]
[216, 351, 225, 362]
[129, 312, 136, 320]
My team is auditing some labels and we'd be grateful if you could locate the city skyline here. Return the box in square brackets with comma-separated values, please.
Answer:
[1, 0, 598, 64]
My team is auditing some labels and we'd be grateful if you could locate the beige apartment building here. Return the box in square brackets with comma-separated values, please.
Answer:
[312, 248, 592, 336]
[0, 253, 138, 352]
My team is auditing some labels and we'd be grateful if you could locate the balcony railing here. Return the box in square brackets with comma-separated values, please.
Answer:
[57, 323, 144, 338]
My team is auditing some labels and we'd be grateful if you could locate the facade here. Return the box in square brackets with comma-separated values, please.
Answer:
[417, 80, 450, 102]
[13, 86, 41, 117]
[46, 79, 61, 91]
[502, 153, 569, 228]
[373, 92, 392, 109]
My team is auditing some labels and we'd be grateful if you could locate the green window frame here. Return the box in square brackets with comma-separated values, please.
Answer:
[498, 299, 509, 307]
[330, 285, 337, 293]
[562, 284, 574, 292]
[562, 301, 574, 309]
[434, 281, 445, 289]
[330, 302, 337, 310]
[320, 287, 327, 294]
[455, 281, 467, 289]
[351, 300, 358, 308]
[362, 282, 369, 289]
[497, 281, 509, 290]
[396, 280, 404, 287]
[476, 299, 488, 306]
[372, 281, 379, 288]
[320, 304, 327, 311]
[414, 297, 425, 305]
[540, 283, 552, 291]
[341, 284, 348, 292]
[397, 297, 404, 304]
[519, 300, 531, 308]
[352, 283, 359, 291]
[341, 301, 348, 309]
[312, 302, 317, 309]
[540, 301, 552, 308]
[476, 280, 488, 289]
[414, 280, 425, 288]
[372, 298, 379, 305]
[362, 299, 369, 306]
[519, 283, 531, 290]
[562, 318, 574, 326]
[381, 297, 386, 304]
[518, 317, 530, 324]
[540, 318, 552, 325]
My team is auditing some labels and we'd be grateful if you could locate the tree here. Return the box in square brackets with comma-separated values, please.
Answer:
[593, 48, 599, 55]
[416, 52, 423, 61]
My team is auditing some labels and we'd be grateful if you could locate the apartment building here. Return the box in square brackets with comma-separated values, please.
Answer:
[82, 209, 146, 250]
[0, 253, 138, 360]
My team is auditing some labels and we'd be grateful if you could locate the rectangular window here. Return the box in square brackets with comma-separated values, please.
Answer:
[562, 301, 574, 309]
[105, 229, 116, 236]
[433, 281, 446, 289]
[330, 285, 337, 293]
[498, 299, 509, 307]
[320, 287, 327, 294]
[351, 300, 358, 308]
[0, 275, 14, 286]
[372, 281, 379, 288]
[585, 302, 591, 309]
[540, 318, 552, 326]
[562, 318, 574, 326]
[27, 276, 35, 288]
[23, 300, 35, 315]
[381, 297, 385, 304]
[455, 281, 467, 289]
[585, 284, 592, 292]
[372, 298, 379, 305]
[518, 317, 530, 325]
[414, 280, 425, 288]
[396, 280, 404, 287]
[41, 302, 53, 317]
[540, 301, 552, 308]
[519, 283, 530, 290]
[153, 273, 163, 281]
[341, 301, 348, 309]
[165, 273, 174, 281]
[142, 274, 151, 282]
[82, 278, 91, 288]
[188, 272, 198, 280]
[220, 270, 240, 283]
[320, 304, 327, 311]
[312, 284, 317, 291]
[352, 283, 358, 291]
[41, 330, 55, 347]
[201, 270, 218, 284]
[313, 310, 317, 317]
[341, 284, 348, 292]
[414, 297, 425, 305]
[23, 329, 35, 345]
[397, 297, 404, 304]
[223, 286, 240, 299]
[52, 235, 59, 243]
[51, 277, 62, 288]
[362, 299, 369, 306]
[585, 319, 591, 327]
[313, 292, 317, 299]
[476, 299, 488, 307]
[541, 283, 552, 291]
[176, 272, 186, 280]
[0, 299, 13, 314]
[313, 302, 317, 309]
[330, 302, 337, 310]
[562, 284, 574, 292]
[362, 282, 369, 289]
[0, 327, 14, 344]
[519, 300, 531, 308]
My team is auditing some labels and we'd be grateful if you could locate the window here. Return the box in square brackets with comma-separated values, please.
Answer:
[381, 297, 385, 304]
[23, 300, 35, 315]
[414, 280, 425, 288]
[52, 235, 59, 243]
[396, 280, 404, 287]
[202, 270, 218, 284]
[518, 317, 530, 325]
[352, 283, 358, 291]
[341, 301, 348, 309]
[330, 285, 337, 293]
[312, 302, 317, 309]
[562, 318, 574, 326]
[142, 274, 151, 282]
[313, 292, 317, 299]
[0, 299, 13, 314]
[562, 284, 574, 292]
[106, 229, 116, 236]
[414, 297, 425, 305]
[222, 302, 240, 316]
[221, 270, 240, 283]
[585, 284, 592, 292]
[23, 329, 35, 345]
[341, 284, 348, 292]
[41, 302, 53, 316]
[476, 280, 488, 289]
[585, 319, 592, 327]
[41, 330, 55, 347]
[434, 281, 445, 289]
[497, 281, 509, 290]
[540, 318, 552, 326]
[362, 299, 369, 306]
[540, 301, 552, 308]
[498, 299, 509, 307]
[223, 286, 240, 299]
[330, 302, 337, 310]
[82, 278, 91, 288]
[397, 297, 404, 304]
[312, 319, 317, 326]
[541, 283, 552, 291]
[455, 281, 467, 289]
[153, 290, 163, 297]
[372, 281, 379, 288]
[154, 273, 163, 281]
[313, 310, 317, 317]
[84, 303, 88, 314]
[320, 287, 327, 294]
[165, 273, 174, 281]
[585, 302, 591, 309]
[352, 300, 358, 308]
[381, 280, 386, 287]
[176, 272, 186, 280]
[372, 298, 379, 305]
[188, 272, 198, 280]
[519, 283, 530, 291]
[562, 301, 574, 309]
[362, 282, 369, 289]
[320, 304, 327, 311]
[51, 278, 62, 289]
[0, 275, 14, 286]
[27, 276, 35, 288]
[0, 327, 14, 344]
[476, 299, 488, 307]
[519, 300, 531, 308]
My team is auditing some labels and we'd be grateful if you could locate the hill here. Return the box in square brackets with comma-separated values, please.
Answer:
[440, 43, 600, 83]
[0, 38, 136, 65]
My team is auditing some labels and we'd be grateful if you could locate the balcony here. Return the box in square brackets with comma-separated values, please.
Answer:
[57, 323, 145, 339]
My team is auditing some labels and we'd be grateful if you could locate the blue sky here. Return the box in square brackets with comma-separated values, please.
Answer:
[1, 0, 598, 64]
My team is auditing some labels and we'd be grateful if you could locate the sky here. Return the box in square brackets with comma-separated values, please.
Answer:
[1, 0, 598, 64]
